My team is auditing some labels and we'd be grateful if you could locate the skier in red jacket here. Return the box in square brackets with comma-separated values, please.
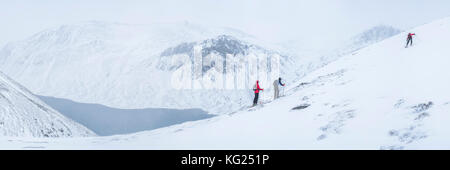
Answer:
[252, 80, 264, 106]
[405, 33, 415, 48]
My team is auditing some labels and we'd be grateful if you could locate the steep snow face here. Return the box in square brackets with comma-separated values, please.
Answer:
[6, 17, 448, 149]
[0, 72, 95, 137]
[0, 22, 294, 114]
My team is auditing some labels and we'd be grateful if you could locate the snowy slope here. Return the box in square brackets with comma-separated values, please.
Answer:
[1, 17, 448, 149]
[269, 25, 402, 87]
[0, 72, 95, 137]
[125, 17, 447, 149]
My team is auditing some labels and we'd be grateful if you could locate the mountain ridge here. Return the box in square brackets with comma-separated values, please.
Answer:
[0, 71, 95, 137]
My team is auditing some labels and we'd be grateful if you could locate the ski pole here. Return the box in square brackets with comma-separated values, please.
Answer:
[261, 90, 265, 104]
[260, 91, 262, 104]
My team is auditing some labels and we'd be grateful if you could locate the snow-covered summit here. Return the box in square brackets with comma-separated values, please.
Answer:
[351, 25, 402, 46]
[158, 34, 287, 74]
[160, 35, 252, 59]
[340, 25, 402, 55]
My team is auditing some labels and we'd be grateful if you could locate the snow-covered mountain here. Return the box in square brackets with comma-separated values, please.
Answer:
[3, 17, 448, 149]
[0, 71, 95, 137]
[0, 21, 297, 114]
[0, 21, 403, 116]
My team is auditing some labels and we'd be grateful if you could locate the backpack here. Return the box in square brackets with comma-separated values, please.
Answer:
[253, 84, 257, 91]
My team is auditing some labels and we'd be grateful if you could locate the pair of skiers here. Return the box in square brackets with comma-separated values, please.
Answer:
[252, 77, 285, 106]
[405, 33, 415, 48]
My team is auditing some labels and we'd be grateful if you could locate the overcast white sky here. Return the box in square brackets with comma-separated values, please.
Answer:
[1, 0, 450, 48]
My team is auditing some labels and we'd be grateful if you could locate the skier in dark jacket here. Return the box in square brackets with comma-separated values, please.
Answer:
[273, 77, 285, 99]
[405, 33, 415, 48]
[253, 80, 264, 106]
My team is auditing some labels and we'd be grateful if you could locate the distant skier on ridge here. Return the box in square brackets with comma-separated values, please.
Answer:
[273, 77, 285, 99]
[252, 80, 264, 107]
[405, 32, 415, 48]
